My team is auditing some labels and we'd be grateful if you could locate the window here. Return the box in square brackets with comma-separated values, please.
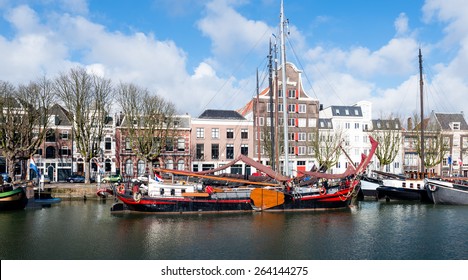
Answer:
[452, 122, 460, 130]
[125, 138, 131, 150]
[241, 129, 248, 139]
[288, 146, 295, 155]
[298, 146, 306, 155]
[165, 138, 173, 151]
[105, 137, 112, 150]
[241, 144, 248, 156]
[298, 132, 306, 141]
[46, 146, 56, 159]
[196, 128, 204, 139]
[59, 146, 70, 156]
[165, 159, 173, 170]
[105, 159, 111, 172]
[196, 144, 204, 159]
[288, 89, 296, 98]
[202, 164, 215, 171]
[278, 103, 284, 112]
[345, 123, 350, 129]
[212, 128, 219, 139]
[211, 144, 219, 159]
[278, 89, 283, 98]
[231, 164, 242, 174]
[226, 129, 234, 139]
[177, 160, 184, 170]
[298, 118, 306, 127]
[60, 131, 69, 140]
[288, 133, 295, 141]
[226, 144, 234, 159]
[345, 109, 349, 115]
[288, 104, 296, 113]
[299, 104, 306, 113]
[355, 123, 360, 129]
[137, 160, 146, 176]
[177, 138, 185, 151]
[125, 159, 133, 176]
[46, 129, 55, 142]
[258, 117, 264, 126]
[288, 118, 295, 127]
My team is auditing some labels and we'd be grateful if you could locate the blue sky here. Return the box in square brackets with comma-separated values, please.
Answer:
[1, 0, 467, 120]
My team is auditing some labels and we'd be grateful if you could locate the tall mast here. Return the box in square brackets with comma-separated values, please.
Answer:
[280, 0, 289, 176]
[268, 39, 275, 170]
[256, 68, 261, 162]
[419, 48, 425, 173]
[274, 37, 280, 172]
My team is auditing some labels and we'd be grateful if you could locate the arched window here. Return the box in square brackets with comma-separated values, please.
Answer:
[125, 159, 133, 176]
[166, 159, 173, 170]
[177, 160, 184, 170]
[45, 146, 56, 159]
[137, 160, 146, 176]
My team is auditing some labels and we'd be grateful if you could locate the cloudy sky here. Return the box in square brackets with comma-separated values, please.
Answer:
[1, 0, 467, 120]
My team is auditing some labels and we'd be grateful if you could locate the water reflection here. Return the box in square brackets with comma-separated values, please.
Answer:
[1, 200, 467, 260]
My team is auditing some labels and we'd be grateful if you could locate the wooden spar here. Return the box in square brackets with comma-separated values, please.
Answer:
[154, 168, 281, 186]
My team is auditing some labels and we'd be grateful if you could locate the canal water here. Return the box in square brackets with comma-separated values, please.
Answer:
[1, 199, 467, 260]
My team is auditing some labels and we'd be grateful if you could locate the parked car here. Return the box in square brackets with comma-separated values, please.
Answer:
[102, 174, 122, 183]
[66, 175, 85, 183]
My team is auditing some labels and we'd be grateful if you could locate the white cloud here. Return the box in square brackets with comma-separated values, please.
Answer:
[197, 0, 272, 63]
[395, 13, 409, 36]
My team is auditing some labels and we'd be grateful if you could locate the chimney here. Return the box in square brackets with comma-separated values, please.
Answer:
[407, 117, 413, 130]
[319, 104, 323, 111]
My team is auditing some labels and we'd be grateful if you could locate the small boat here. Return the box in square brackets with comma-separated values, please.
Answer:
[30, 186, 62, 206]
[0, 184, 29, 211]
[425, 177, 468, 205]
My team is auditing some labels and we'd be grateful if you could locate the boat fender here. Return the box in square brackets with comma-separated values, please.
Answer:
[133, 192, 142, 203]
[117, 185, 125, 194]
[320, 187, 327, 195]
[428, 184, 437, 192]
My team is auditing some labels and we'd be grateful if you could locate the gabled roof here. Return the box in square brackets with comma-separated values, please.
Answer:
[434, 113, 468, 130]
[198, 109, 246, 120]
[50, 104, 72, 126]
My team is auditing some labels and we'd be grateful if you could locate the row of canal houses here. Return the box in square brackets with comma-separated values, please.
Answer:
[2, 61, 468, 181]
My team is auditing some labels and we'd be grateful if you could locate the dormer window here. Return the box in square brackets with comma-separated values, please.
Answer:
[452, 122, 460, 130]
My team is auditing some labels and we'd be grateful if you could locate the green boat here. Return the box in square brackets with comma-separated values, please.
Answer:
[0, 186, 28, 211]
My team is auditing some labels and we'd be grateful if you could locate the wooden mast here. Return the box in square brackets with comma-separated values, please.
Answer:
[256, 68, 261, 162]
[280, 0, 289, 176]
[419, 48, 425, 174]
[268, 39, 276, 170]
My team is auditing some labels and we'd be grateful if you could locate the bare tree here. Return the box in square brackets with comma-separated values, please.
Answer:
[116, 82, 176, 174]
[54, 67, 113, 183]
[0, 78, 55, 181]
[370, 116, 402, 171]
[412, 114, 448, 169]
[310, 129, 344, 172]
